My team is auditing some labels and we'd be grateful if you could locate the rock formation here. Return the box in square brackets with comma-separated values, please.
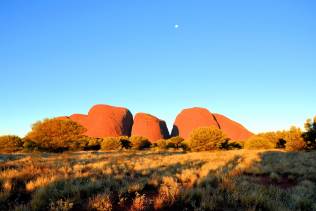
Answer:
[69, 114, 89, 129]
[131, 113, 169, 142]
[171, 107, 252, 140]
[213, 113, 253, 141]
[56, 104, 252, 141]
[57, 104, 133, 138]
[171, 107, 219, 139]
[85, 104, 133, 138]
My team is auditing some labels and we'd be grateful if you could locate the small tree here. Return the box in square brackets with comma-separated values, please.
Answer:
[130, 136, 151, 150]
[187, 127, 227, 151]
[284, 126, 306, 151]
[302, 116, 316, 149]
[25, 118, 86, 151]
[0, 135, 23, 152]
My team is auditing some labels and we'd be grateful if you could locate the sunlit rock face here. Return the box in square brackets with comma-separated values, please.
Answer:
[171, 107, 252, 140]
[84, 104, 133, 138]
[213, 113, 253, 141]
[131, 112, 169, 142]
[57, 104, 133, 138]
[171, 107, 220, 139]
[69, 114, 89, 131]
[56, 105, 252, 141]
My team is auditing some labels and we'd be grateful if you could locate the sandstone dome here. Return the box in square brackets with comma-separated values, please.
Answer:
[57, 104, 133, 138]
[213, 113, 253, 141]
[131, 112, 169, 142]
[171, 107, 219, 139]
[85, 104, 133, 138]
[69, 114, 89, 130]
[171, 107, 252, 140]
[56, 104, 252, 141]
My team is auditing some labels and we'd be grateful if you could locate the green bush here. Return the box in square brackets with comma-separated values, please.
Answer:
[244, 136, 275, 150]
[129, 136, 151, 150]
[25, 118, 86, 152]
[187, 127, 227, 151]
[0, 135, 23, 152]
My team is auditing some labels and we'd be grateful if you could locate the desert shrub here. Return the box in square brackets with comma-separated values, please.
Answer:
[218, 139, 242, 150]
[129, 136, 151, 150]
[302, 116, 316, 149]
[284, 126, 306, 151]
[118, 136, 132, 149]
[157, 139, 168, 149]
[25, 118, 86, 152]
[101, 137, 122, 150]
[276, 138, 286, 149]
[89, 193, 113, 211]
[0, 135, 23, 152]
[252, 127, 306, 151]
[84, 137, 102, 150]
[49, 199, 74, 211]
[101, 136, 132, 150]
[179, 140, 189, 150]
[166, 136, 184, 148]
[131, 193, 150, 211]
[187, 127, 227, 151]
[65, 136, 90, 151]
[244, 136, 275, 149]
[256, 131, 285, 148]
[156, 137, 185, 150]
[22, 139, 38, 151]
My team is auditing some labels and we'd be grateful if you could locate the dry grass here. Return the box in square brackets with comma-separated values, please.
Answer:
[0, 149, 316, 210]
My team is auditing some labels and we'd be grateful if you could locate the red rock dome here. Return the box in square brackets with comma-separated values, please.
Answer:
[55, 104, 252, 141]
[131, 113, 169, 142]
[56, 104, 133, 138]
[69, 114, 89, 129]
[171, 107, 219, 139]
[171, 107, 253, 140]
[213, 113, 253, 141]
[85, 104, 133, 138]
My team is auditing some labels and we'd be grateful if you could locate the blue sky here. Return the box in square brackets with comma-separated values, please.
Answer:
[1, 0, 315, 136]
